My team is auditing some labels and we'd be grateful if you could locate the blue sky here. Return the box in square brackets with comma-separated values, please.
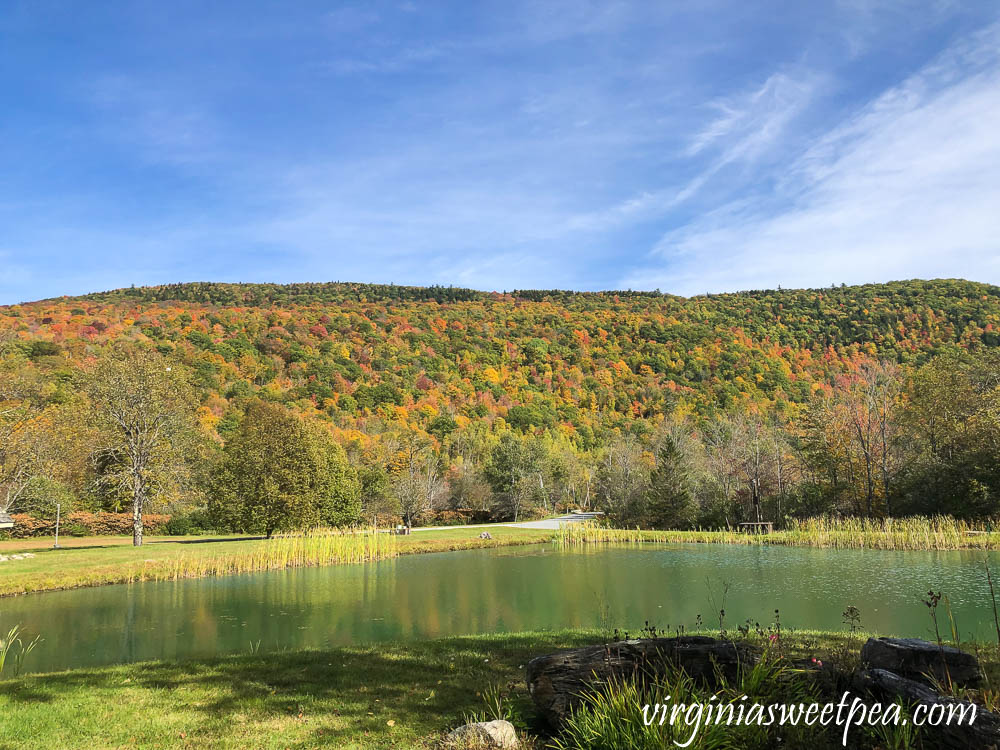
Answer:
[2, 1, 999, 303]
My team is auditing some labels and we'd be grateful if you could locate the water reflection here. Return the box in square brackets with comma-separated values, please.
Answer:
[4, 543, 997, 673]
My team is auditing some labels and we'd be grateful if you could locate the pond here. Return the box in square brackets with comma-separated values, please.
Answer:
[4, 543, 998, 673]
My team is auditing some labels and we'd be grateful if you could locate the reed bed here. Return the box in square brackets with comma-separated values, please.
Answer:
[128, 528, 398, 584]
[783, 516, 999, 550]
[557, 516, 1000, 551]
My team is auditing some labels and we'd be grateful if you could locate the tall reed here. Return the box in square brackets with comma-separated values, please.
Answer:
[0, 624, 42, 677]
[130, 528, 398, 584]
[557, 516, 1000, 551]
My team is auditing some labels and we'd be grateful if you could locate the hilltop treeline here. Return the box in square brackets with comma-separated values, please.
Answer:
[2, 278, 1000, 531]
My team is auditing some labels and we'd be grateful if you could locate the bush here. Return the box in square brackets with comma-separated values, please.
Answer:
[423, 510, 474, 526]
[5, 512, 171, 537]
[164, 515, 193, 535]
[7, 515, 54, 538]
[164, 510, 213, 536]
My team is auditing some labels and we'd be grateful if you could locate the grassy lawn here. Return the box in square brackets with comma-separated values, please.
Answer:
[0, 630, 595, 750]
[2, 629, 995, 750]
[0, 526, 554, 597]
[0, 534, 250, 553]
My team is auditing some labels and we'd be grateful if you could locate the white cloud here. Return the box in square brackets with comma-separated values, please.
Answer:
[621, 24, 1000, 295]
[686, 72, 820, 164]
[561, 69, 820, 234]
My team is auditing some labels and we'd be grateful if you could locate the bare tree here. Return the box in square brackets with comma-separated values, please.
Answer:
[0, 372, 45, 516]
[838, 359, 901, 516]
[596, 434, 650, 525]
[704, 412, 779, 524]
[87, 347, 197, 546]
[392, 435, 444, 527]
[703, 416, 741, 525]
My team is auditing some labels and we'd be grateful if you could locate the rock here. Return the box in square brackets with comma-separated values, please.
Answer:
[526, 636, 756, 727]
[443, 719, 518, 749]
[479, 532, 492, 539]
[861, 637, 981, 687]
[854, 668, 1000, 749]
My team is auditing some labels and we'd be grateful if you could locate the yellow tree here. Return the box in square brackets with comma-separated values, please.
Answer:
[87, 346, 198, 546]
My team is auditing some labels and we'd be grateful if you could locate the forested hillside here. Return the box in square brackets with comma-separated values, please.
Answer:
[3, 278, 1000, 533]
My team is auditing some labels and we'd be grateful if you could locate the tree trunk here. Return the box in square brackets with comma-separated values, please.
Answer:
[133, 499, 144, 547]
[132, 475, 145, 547]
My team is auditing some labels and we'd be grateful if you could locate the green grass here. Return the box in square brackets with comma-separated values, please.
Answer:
[0, 630, 594, 750]
[0, 534, 249, 553]
[0, 526, 554, 597]
[1, 629, 996, 750]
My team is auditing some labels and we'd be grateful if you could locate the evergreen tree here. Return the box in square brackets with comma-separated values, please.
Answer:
[644, 436, 696, 529]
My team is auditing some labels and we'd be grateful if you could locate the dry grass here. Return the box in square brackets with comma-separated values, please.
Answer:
[0, 525, 554, 597]
[557, 516, 1000, 551]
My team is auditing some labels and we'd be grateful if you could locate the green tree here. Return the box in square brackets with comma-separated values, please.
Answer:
[209, 400, 360, 536]
[358, 463, 399, 524]
[894, 350, 1000, 517]
[644, 435, 696, 529]
[483, 433, 541, 521]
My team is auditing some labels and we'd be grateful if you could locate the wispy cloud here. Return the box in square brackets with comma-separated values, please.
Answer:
[562, 68, 820, 234]
[3, 1, 999, 302]
[686, 72, 820, 163]
[88, 75, 222, 167]
[620, 24, 1000, 295]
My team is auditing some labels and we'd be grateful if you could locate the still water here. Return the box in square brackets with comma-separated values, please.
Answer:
[4, 543, 997, 673]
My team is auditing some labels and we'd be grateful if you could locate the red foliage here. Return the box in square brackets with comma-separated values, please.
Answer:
[6, 512, 171, 538]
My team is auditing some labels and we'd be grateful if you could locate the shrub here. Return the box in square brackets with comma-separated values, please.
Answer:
[424, 510, 475, 526]
[7, 515, 54, 538]
[164, 511, 214, 536]
[5, 512, 171, 537]
[165, 515, 193, 536]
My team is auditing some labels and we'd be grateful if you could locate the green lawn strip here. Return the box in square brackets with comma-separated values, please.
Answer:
[0, 527, 554, 598]
[2, 629, 996, 749]
[0, 630, 598, 749]
[0, 535, 250, 553]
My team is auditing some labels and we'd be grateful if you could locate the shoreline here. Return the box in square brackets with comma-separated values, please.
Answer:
[4, 522, 1000, 599]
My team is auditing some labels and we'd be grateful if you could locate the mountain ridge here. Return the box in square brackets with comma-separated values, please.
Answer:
[9, 276, 998, 308]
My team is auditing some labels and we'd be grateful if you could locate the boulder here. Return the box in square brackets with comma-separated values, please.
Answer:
[861, 638, 981, 687]
[443, 719, 518, 749]
[854, 668, 1000, 749]
[525, 636, 756, 727]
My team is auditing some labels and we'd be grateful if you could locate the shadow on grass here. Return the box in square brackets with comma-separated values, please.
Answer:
[0, 630, 598, 748]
